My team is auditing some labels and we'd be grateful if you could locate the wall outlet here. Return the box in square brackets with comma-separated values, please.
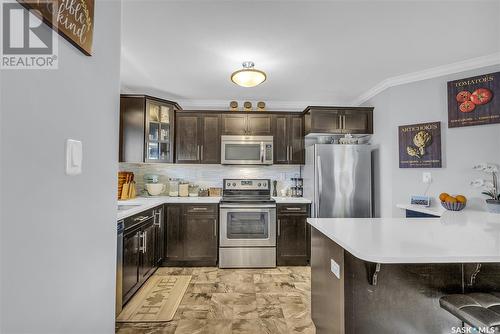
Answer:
[422, 172, 432, 184]
[330, 259, 341, 279]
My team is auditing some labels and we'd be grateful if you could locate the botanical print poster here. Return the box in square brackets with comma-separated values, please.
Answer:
[398, 122, 442, 168]
[447, 72, 500, 128]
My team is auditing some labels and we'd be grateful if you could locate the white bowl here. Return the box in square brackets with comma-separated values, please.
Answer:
[146, 183, 166, 196]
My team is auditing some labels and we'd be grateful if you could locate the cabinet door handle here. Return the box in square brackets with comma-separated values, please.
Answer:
[143, 231, 147, 254]
[138, 232, 144, 252]
[200, 145, 204, 161]
[191, 207, 207, 211]
[278, 219, 281, 237]
[197, 145, 200, 160]
[214, 219, 217, 237]
[289, 146, 293, 161]
[134, 215, 152, 223]
[286, 146, 289, 161]
[286, 207, 302, 211]
[154, 210, 161, 228]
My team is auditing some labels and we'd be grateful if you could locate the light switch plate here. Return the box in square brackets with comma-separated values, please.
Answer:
[66, 139, 82, 175]
[330, 259, 340, 279]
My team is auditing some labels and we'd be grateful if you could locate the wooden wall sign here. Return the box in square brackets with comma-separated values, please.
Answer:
[447, 71, 500, 128]
[17, 0, 94, 56]
[398, 122, 442, 168]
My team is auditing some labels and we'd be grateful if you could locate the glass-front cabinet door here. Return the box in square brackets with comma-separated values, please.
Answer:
[145, 100, 174, 163]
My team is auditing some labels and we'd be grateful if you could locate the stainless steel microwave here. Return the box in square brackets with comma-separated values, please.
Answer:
[221, 135, 273, 165]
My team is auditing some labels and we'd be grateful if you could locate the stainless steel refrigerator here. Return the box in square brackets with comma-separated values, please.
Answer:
[303, 144, 373, 218]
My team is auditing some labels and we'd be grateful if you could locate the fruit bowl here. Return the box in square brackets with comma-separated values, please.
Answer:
[441, 201, 466, 211]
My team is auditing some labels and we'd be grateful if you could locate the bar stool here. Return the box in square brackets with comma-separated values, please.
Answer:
[440, 293, 500, 331]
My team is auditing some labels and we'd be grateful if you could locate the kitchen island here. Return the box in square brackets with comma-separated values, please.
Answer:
[308, 211, 500, 334]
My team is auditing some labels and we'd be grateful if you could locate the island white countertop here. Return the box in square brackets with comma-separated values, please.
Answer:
[308, 210, 500, 264]
[118, 196, 311, 220]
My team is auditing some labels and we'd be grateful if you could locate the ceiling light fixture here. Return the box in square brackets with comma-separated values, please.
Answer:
[231, 61, 267, 88]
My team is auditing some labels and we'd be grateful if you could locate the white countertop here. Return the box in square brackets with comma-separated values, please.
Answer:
[308, 210, 500, 264]
[273, 197, 312, 204]
[117, 197, 221, 220]
[117, 196, 311, 220]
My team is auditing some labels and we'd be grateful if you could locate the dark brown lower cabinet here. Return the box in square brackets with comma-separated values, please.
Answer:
[164, 204, 218, 266]
[122, 224, 141, 303]
[140, 220, 156, 281]
[122, 206, 162, 305]
[165, 204, 184, 261]
[277, 204, 310, 266]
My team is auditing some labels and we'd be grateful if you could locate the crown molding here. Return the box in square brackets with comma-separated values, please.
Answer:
[352, 52, 500, 106]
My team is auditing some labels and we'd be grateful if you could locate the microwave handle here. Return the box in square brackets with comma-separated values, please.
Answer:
[260, 142, 264, 163]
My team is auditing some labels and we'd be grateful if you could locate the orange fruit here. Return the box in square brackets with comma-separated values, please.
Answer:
[456, 195, 467, 204]
[445, 196, 457, 204]
[439, 193, 450, 202]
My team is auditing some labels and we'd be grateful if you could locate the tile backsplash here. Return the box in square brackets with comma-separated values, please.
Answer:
[119, 163, 302, 196]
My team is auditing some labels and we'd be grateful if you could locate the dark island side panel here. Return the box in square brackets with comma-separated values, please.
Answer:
[310, 227, 500, 334]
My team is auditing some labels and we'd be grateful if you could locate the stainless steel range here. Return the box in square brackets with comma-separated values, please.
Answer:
[219, 179, 276, 268]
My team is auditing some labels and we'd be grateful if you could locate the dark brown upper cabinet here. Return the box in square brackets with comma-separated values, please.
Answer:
[304, 106, 373, 135]
[175, 113, 221, 164]
[221, 114, 273, 135]
[119, 95, 181, 163]
[273, 114, 305, 164]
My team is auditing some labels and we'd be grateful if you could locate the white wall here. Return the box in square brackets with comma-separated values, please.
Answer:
[0, 1, 121, 333]
[366, 65, 500, 218]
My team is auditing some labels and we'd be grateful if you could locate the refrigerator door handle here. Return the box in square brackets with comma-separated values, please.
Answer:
[317, 155, 322, 217]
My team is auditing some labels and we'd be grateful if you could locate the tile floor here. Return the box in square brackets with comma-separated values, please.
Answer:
[116, 266, 315, 334]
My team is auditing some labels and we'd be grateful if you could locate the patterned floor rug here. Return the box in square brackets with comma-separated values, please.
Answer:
[117, 274, 191, 322]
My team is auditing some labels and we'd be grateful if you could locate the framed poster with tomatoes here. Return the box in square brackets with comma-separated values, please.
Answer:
[447, 72, 500, 128]
[398, 122, 442, 168]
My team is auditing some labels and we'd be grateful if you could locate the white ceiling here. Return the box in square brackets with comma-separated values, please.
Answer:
[121, 0, 500, 110]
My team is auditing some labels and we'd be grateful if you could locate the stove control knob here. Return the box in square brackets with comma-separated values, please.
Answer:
[226, 182, 230, 187]
[263, 182, 267, 187]
[232, 183, 236, 187]
[258, 183, 261, 187]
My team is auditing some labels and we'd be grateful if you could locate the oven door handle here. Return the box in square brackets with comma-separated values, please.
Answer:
[219, 204, 276, 209]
